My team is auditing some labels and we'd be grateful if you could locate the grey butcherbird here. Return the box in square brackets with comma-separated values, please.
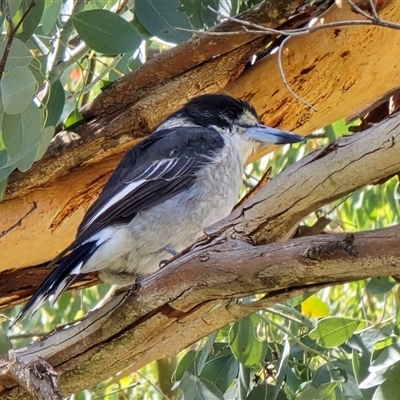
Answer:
[12, 93, 305, 326]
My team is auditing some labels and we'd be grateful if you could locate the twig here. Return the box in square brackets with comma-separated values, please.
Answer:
[277, 35, 317, 111]
[81, 56, 96, 106]
[347, 0, 374, 20]
[179, 4, 400, 110]
[0, 202, 37, 239]
[368, 0, 380, 20]
[0, 0, 37, 83]
[48, 0, 86, 84]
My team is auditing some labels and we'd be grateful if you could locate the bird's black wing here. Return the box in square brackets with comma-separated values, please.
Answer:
[10, 126, 225, 327]
[76, 126, 224, 242]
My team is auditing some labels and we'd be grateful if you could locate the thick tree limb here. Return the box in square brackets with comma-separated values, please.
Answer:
[1, 225, 400, 398]
[1, 110, 400, 305]
[1, 0, 400, 275]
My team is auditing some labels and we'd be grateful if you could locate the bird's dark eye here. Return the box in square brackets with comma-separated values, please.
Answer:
[225, 108, 238, 119]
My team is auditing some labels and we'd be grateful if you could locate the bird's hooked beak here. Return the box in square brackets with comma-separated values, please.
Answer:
[245, 124, 305, 145]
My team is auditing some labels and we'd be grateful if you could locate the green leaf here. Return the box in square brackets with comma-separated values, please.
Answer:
[0, 38, 33, 71]
[179, 0, 218, 29]
[0, 164, 16, 181]
[8, 0, 23, 18]
[2, 101, 42, 171]
[197, 332, 217, 374]
[366, 277, 397, 295]
[201, 352, 238, 393]
[309, 317, 360, 348]
[295, 382, 340, 400]
[35, 125, 54, 161]
[0, 328, 12, 355]
[370, 340, 400, 373]
[14, 0, 45, 42]
[180, 372, 224, 400]
[246, 384, 288, 400]
[312, 364, 331, 388]
[72, 10, 141, 54]
[42, 0, 63, 35]
[174, 350, 196, 382]
[64, 108, 84, 129]
[229, 315, 268, 366]
[371, 363, 400, 400]
[44, 79, 65, 127]
[135, 0, 192, 44]
[0, 177, 8, 201]
[273, 339, 290, 400]
[1, 67, 36, 114]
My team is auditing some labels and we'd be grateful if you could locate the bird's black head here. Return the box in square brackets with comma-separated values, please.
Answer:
[161, 93, 305, 156]
[179, 93, 259, 129]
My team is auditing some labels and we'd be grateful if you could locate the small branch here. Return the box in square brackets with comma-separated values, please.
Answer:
[81, 56, 96, 106]
[277, 35, 317, 111]
[0, 0, 36, 82]
[48, 0, 86, 83]
[0, 202, 37, 239]
[368, 0, 380, 20]
[347, 0, 375, 20]
[294, 216, 332, 238]
[185, 4, 400, 109]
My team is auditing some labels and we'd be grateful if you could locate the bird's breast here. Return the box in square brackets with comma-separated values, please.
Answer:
[122, 145, 244, 276]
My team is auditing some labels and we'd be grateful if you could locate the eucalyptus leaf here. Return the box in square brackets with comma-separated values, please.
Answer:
[135, 0, 192, 43]
[309, 317, 360, 348]
[42, 0, 63, 35]
[273, 339, 290, 399]
[366, 277, 397, 295]
[370, 340, 400, 373]
[180, 372, 224, 400]
[174, 350, 196, 382]
[229, 315, 268, 367]
[44, 79, 65, 127]
[0, 329, 12, 355]
[0, 164, 16, 181]
[72, 10, 141, 54]
[295, 382, 340, 400]
[246, 384, 288, 400]
[201, 352, 238, 393]
[179, 0, 218, 29]
[35, 125, 55, 161]
[64, 108, 84, 129]
[0, 177, 8, 201]
[1, 67, 36, 114]
[14, 0, 45, 42]
[2, 101, 42, 172]
[0, 38, 33, 71]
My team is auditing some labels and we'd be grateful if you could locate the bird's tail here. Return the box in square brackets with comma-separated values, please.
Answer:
[11, 241, 99, 327]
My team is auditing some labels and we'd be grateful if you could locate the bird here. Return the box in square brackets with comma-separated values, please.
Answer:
[12, 93, 305, 326]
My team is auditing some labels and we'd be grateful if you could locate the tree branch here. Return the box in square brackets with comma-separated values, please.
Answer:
[1, 226, 400, 398]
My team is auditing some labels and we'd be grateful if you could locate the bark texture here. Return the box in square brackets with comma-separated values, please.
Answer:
[1, 0, 400, 397]
[0, 112, 400, 397]
[1, 0, 400, 277]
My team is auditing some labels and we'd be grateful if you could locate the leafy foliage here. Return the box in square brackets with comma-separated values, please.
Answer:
[0, 0, 399, 399]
